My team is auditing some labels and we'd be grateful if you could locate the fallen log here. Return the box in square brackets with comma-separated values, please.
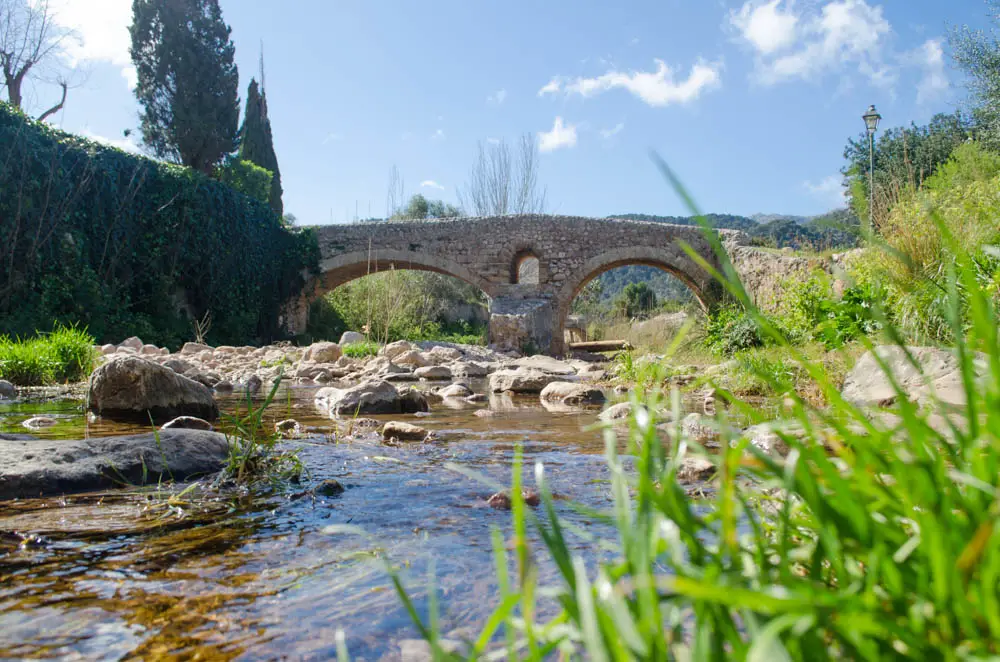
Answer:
[568, 340, 633, 353]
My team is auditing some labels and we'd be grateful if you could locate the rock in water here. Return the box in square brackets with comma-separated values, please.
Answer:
[89, 356, 219, 422]
[315, 380, 429, 416]
[539, 382, 606, 406]
[488, 368, 561, 394]
[382, 421, 429, 442]
[0, 380, 15, 399]
[0, 430, 230, 500]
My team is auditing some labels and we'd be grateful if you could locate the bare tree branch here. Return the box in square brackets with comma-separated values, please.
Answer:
[0, 0, 77, 119]
[35, 78, 65, 121]
[458, 134, 546, 217]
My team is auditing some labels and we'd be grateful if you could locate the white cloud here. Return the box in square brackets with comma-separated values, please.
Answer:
[487, 89, 507, 104]
[729, 0, 798, 55]
[550, 59, 722, 107]
[420, 180, 445, 190]
[80, 129, 142, 154]
[804, 174, 846, 206]
[538, 78, 562, 96]
[50, 0, 136, 88]
[430, 128, 445, 140]
[732, 0, 892, 88]
[600, 122, 625, 139]
[486, 137, 501, 145]
[914, 38, 948, 104]
[538, 117, 577, 153]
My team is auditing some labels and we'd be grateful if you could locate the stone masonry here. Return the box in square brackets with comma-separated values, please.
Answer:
[285, 215, 733, 355]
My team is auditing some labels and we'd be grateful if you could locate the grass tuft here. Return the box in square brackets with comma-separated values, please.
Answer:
[0, 325, 97, 386]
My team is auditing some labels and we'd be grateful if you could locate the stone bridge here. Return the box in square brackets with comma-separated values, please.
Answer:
[285, 215, 735, 354]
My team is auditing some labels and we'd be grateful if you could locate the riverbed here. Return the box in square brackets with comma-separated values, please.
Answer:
[0, 382, 674, 660]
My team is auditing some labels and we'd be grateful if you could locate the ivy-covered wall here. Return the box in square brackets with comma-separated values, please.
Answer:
[0, 103, 319, 348]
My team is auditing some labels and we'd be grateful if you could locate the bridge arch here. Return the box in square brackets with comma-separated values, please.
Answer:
[553, 246, 720, 353]
[287, 250, 499, 333]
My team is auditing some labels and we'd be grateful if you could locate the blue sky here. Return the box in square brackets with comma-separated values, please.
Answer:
[27, 0, 994, 224]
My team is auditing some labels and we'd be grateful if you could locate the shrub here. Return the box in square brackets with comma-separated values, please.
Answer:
[0, 102, 318, 348]
[779, 274, 885, 349]
[704, 305, 769, 355]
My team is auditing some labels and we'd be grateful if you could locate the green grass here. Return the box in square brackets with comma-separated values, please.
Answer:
[0, 325, 98, 386]
[217, 374, 304, 488]
[342, 341, 380, 358]
[379, 159, 1000, 659]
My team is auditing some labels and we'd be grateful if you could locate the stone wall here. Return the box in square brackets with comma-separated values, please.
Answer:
[725, 236, 839, 313]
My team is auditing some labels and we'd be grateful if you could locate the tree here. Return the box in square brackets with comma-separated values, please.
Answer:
[238, 77, 283, 215]
[951, 2, 1000, 145]
[458, 134, 546, 216]
[0, 0, 75, 121]
[614, 282, 658, 320]
[394, 194, 461, 220]
[841, 111, 976, 230]
[130, 0, 240, 173]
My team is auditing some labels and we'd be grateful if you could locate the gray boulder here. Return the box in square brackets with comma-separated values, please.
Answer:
[315, 380, 429, 416]
[0, 379, 15, 399]
[842, 345, 980, 408]
[539, 382, 606, 406]
[489, 368, 561, 394]
[511, 355, 577, 375]
[305, 341, 343, 363]
[414, 365, 452, 380]
[382, 421, 430, 442]
[0, 430, 230, 500]
[89, 355, 219, 422]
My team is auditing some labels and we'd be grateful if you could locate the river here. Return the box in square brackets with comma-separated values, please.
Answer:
[0, 382, 674, 660]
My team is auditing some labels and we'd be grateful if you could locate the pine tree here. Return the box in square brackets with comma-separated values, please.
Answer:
[129, 0, 240, 174]
[238, 77, 283, 216]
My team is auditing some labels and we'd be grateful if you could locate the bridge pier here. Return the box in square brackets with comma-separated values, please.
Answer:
[488, 297, 562, 356]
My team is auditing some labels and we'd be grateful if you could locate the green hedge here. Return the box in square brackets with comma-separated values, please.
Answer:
[0, 103, 319, 348]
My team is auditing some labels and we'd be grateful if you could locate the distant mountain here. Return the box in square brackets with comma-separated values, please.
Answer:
[609, 213, 759, 233]
[750, 213, 809, 225]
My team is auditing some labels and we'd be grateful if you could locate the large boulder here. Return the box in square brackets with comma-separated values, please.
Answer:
[0, 380, 15, 399]
[414, 365, 452, 380]
[489, 368, 560, 394]
[382, 421, 430, 442]
[315, 380, 429, 416]
[89, 356, 219, 422]
[842, 346, 978, 409]
[180, 342, 212, 355]
[0, 430, 230, 500]
[383, 340, 416, 360]
[539, 382, 606, 406]
[305, 342, 343, 363]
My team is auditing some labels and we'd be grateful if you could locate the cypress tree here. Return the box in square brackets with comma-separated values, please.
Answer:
[130, 0, 240, 174]
[238, 78, 283, 216]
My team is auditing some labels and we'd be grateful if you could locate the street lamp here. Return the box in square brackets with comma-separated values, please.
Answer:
[862, 104, 881, 229]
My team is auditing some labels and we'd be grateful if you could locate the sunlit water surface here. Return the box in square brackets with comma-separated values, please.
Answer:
[0, 382, 698, 660]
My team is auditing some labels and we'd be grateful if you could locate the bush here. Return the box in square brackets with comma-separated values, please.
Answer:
[704, 305, 770, 355]
[779, 274, 885, 349]
[0, 102, 318, 348]
[0, 325, 97, 385]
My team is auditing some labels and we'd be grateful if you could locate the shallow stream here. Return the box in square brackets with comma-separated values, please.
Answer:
[0, 383, 691, 660]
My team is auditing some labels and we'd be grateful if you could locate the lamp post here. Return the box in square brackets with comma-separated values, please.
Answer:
[862, 104, 881, 229]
